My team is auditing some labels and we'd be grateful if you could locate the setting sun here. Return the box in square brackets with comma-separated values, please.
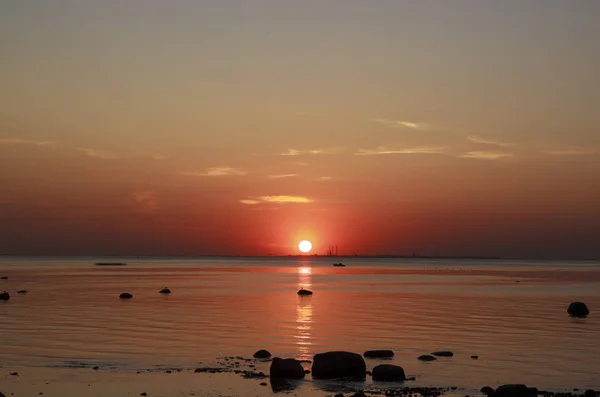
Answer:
[298, 240, 312, 253]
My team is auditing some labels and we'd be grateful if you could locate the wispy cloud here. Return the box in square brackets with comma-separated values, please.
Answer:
[280, 148, 344, 156]
[316, 176, 333, 181]
[355, 146, 447, 156]
[132, 191, 158, 213]
[239, 199, 261, 205]
[544, 148, 597, 156]
[77, 148, 167, 160]
[259, 195, 313, 203]
[0, 138, 56, 146]
[468, 135, 514, 147]
[268, 174, 297, 179]
[460, 151, 513, 160]
[77, 148, 119, 160]
[182, 167, 247, 177]
[374, 118, 424, 130]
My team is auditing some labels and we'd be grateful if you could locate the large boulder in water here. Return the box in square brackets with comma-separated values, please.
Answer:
[493, 384, 538, 397]
[269, 357, 305, 379]
[567, 301, 590, 317]
[418, 355, 436, 361]
[0, 291, 10, 301]
[363, 350, 394, 358]
[372, 364, 406, 381]
[312, 351, 366, 379]
[253, 349, 272, 359]
[298, 288, 313, 296]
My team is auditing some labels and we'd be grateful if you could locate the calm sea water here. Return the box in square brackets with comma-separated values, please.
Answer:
[1, 257, 599, 394]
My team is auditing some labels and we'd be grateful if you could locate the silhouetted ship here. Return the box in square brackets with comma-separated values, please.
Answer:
[94, 262, 127, 266]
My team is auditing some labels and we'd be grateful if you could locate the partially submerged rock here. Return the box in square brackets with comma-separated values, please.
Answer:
[481, 386, 494, 395]
[0, 291, 10, 301]
[269, 357, 305, 379]
[363, 350, 394, 358]
[568, 301, 590, 317]
[119, 292, 133, 299]
[17, 290, 28, 294]
[253, 349, 272, 359]
[372, 364, 406, 381]
[159, 287, 171, 294]
[493, 384, 538, 397]
[0, 276, 7, 280]
[431, 351, 453, 357]
[418, 355, 436, 361]
[298, 288, 313, 296]
[312, 351, 366, 379]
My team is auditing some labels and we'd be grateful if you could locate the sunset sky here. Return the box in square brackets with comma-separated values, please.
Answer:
[1, 1, 599, 258]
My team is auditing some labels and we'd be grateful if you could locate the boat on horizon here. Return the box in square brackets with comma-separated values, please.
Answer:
[94, 262, 127, 266]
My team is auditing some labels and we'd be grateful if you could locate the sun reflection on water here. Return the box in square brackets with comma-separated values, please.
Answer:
[295, 265, 313, 360]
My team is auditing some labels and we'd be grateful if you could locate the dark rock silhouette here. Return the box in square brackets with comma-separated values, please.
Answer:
[431, 351, 453, 357]
[253, 349, 272, 359]
[312, 351, 366, 379]
[17, 290, 27, 294]
[0, 391, 6, 397]
[363, 350, 394, 358]
[333, 263, 346, 267]
[471, 355, 479, 359]
[119, 292, 133, 299]
[0, 291, 10, 301]
[1, 276, 7, 279]
[95, 262, 127, 266]
[492, 384, 538, 397]
[270, 378, 297, 393]
[269, 357, 305, 379]
[418, 355, 436, 361]
[297, 288, 313, 296]
[159, 287, 171, 294]
[481, 386, 494, 395]
[568, 301, 590, 317]
[372, 364, 406, 381]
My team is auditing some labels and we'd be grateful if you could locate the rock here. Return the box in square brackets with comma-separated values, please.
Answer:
[260, 382, 267, 386]
[335, 394, 344, 397]
[568, 301, 590, 317]
[0, 392, 6, 397]
[298, 288, 313, 296]
[471, 355, 479, 359]
[17, 290, 27, 294]
[372, 364, 406, 381]
[269, 357, 305, 379]
[253, 349, 272, 359]
[119, 292, 133, 299]
[481, 386, 494, 395]
[351, 392, 367, 397]
[585, 390, 597, 397]
[363, 350, 394, 358]
[311, 351, 366, 379]
[0, 292, 10, 301]
[431, 351, 453, 357]
[0, 276, 7, 279]
[93, 366, 99, 370]
[493, 384, 538, 397]
[10, 372, 18, 376]
[141, 393, 147, 396]
[159, 287, 171, 294]
[418, 355, 436, 361]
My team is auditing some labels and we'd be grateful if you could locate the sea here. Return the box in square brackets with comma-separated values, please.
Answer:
[1, 257, 599, 397]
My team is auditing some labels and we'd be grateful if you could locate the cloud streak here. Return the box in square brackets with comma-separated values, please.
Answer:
[259, 195, 313, 203]
[132, 191, 158, 213]
[0, 138, 56, 146]
[355, 146, 447, 156]
[374, 118, 424, 130]
[468, 135, 514, 147]
[268, 174, 297, 179]
[460, 151, 513, 160]
[182, 167, 247, 177]
[77, 148, 167, 160]
[280, 147, 344, 156]
[544, 148, 597, 156]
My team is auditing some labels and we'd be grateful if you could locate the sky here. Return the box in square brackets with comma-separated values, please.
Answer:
[1, 1, 599, 258]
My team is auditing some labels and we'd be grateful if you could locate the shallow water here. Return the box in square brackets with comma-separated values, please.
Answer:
[1, 257, 599, 395]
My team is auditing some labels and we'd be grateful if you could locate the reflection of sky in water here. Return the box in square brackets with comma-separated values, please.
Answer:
[296, 266, 313, 360]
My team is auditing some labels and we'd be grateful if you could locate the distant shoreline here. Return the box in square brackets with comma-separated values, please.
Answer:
[0, 254, 597, 261]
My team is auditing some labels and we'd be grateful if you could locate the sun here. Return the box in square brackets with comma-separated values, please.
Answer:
[298, 240, 312, 253]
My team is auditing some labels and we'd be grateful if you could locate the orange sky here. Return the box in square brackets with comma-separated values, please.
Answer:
[1, 2, 599, 258]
